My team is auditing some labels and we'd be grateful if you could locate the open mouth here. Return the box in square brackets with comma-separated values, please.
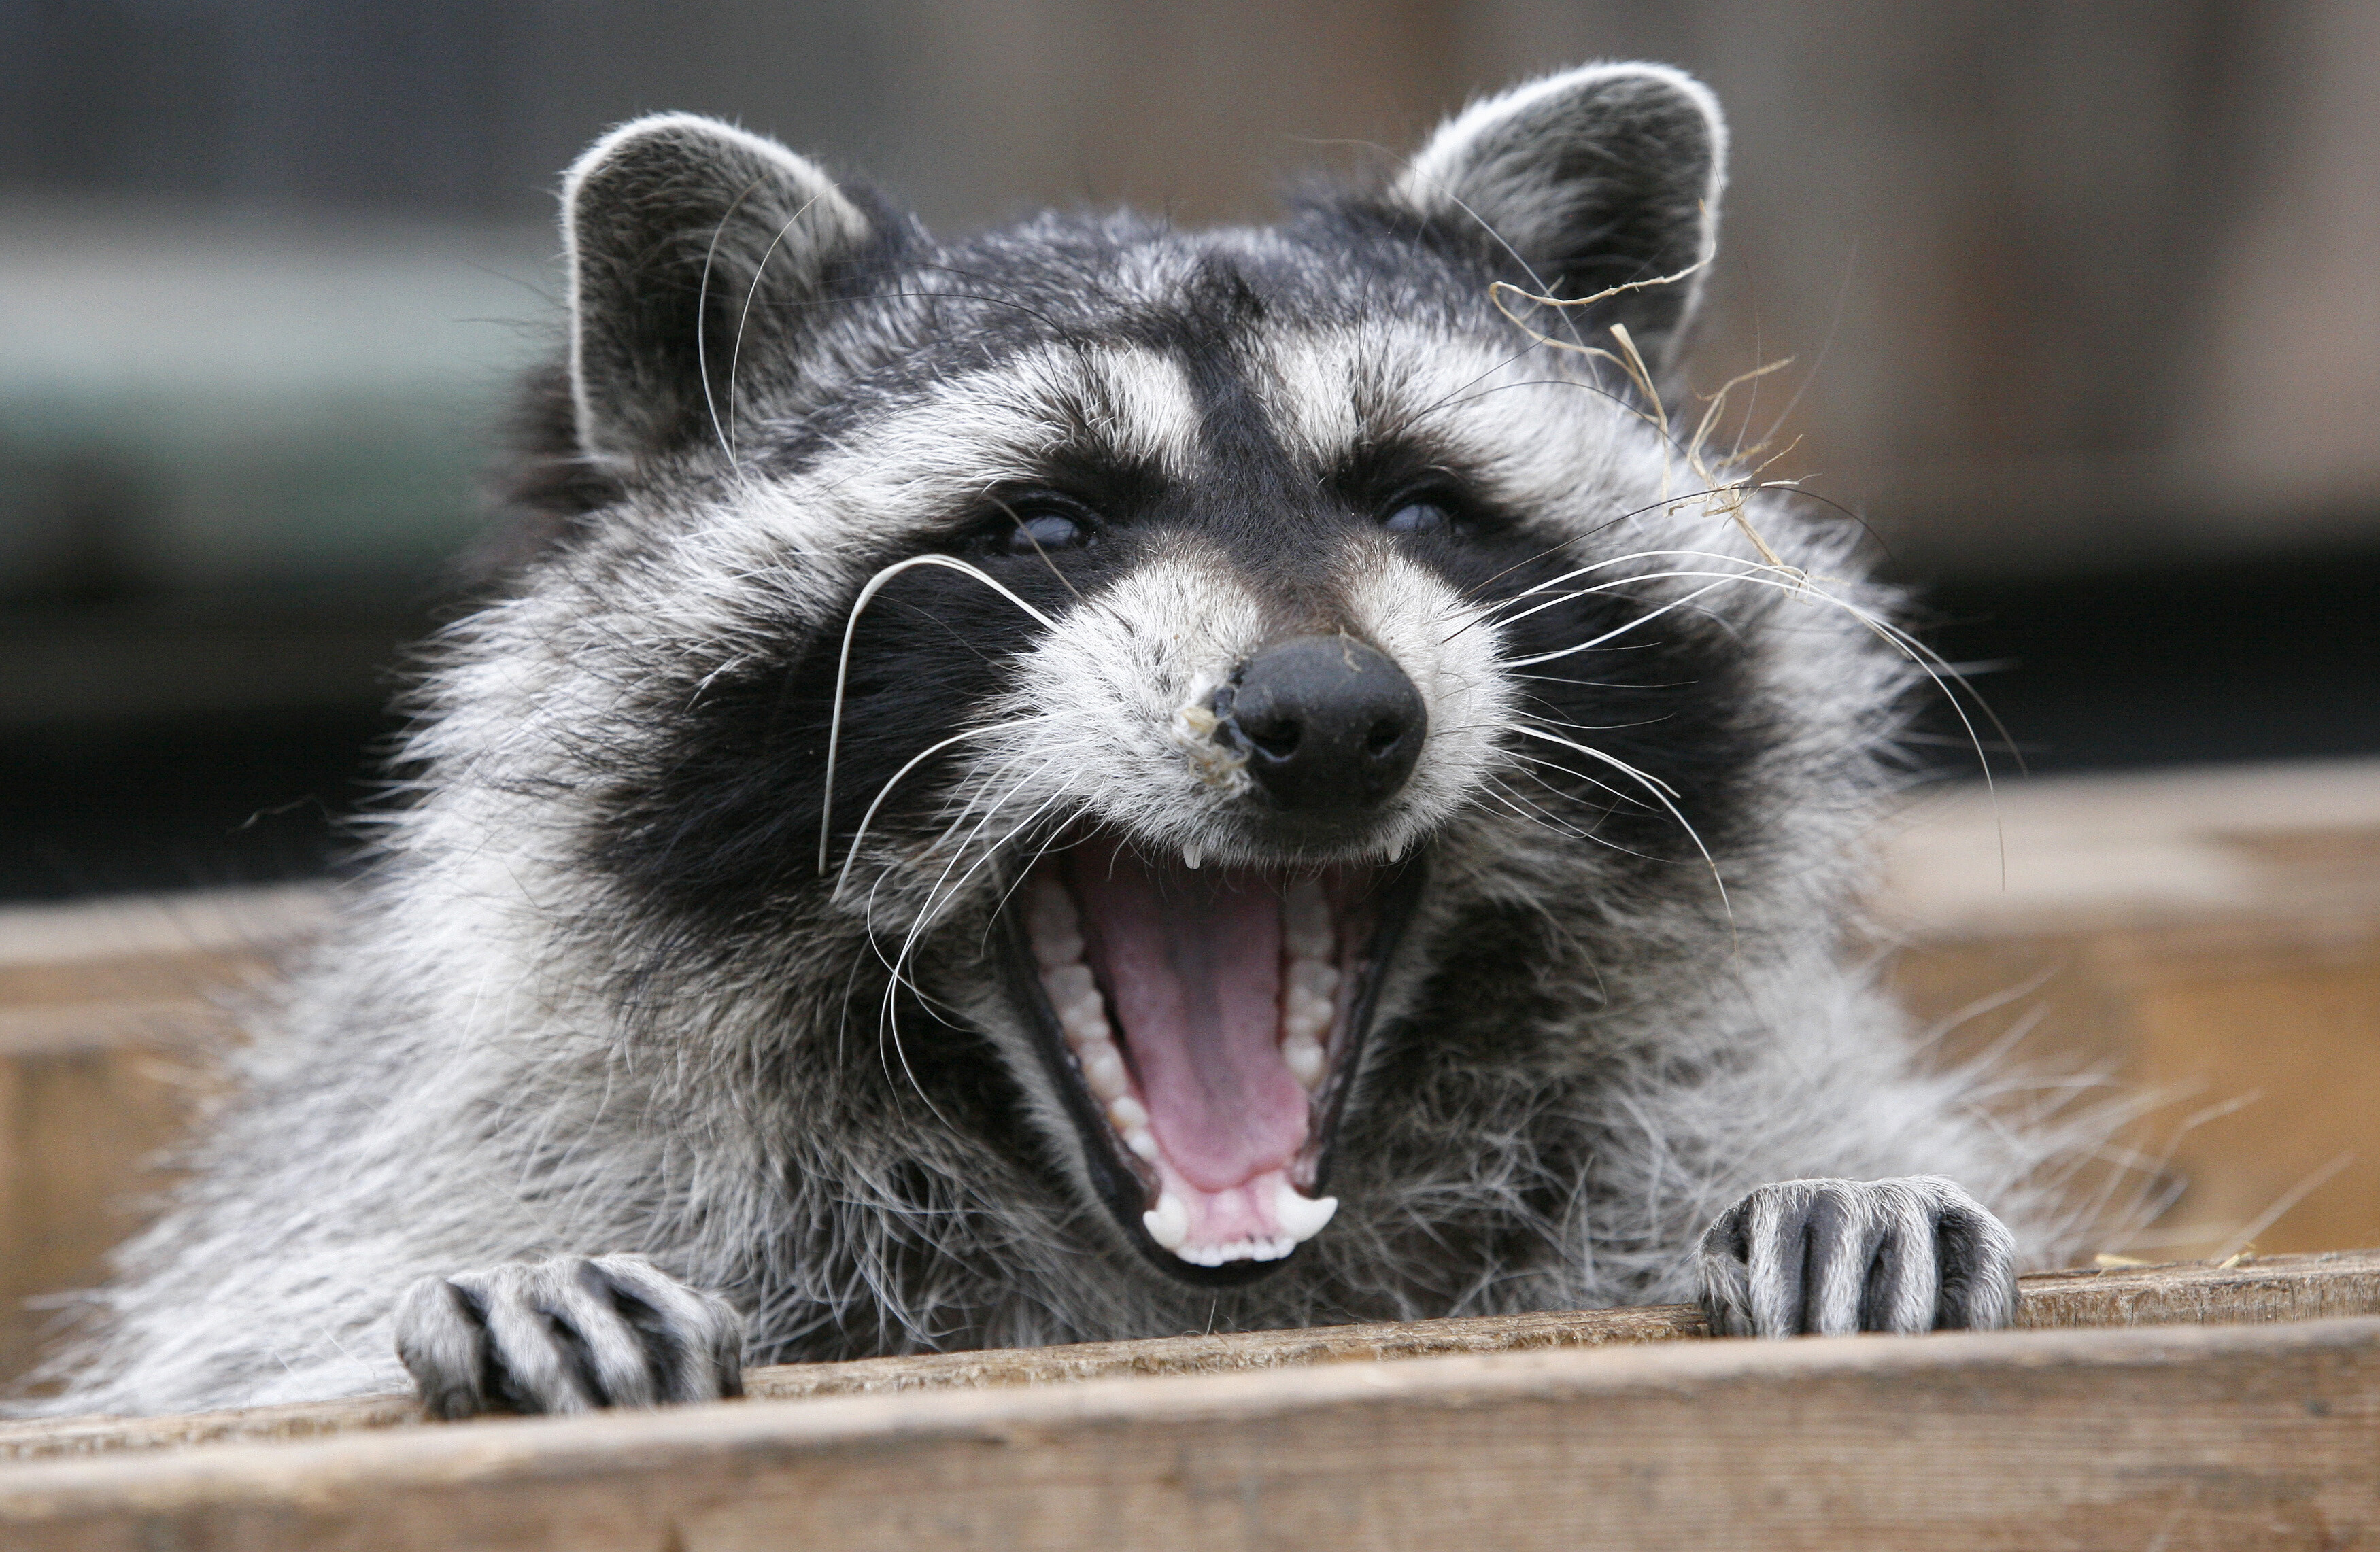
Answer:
[1001, 833, 1421, 1281]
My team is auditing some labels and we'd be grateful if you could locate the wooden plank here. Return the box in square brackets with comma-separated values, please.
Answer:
[6, 1247, 2374, 1464]
[2011, 1246, 2380, 1328]
[2, 1314, 2375, 1550]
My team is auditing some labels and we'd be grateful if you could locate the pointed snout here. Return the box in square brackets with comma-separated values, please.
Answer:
[1214, 636, 1427, 814]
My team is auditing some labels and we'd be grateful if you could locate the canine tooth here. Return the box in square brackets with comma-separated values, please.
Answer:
[1143, 1192, 1189, 1251]
[1123, 1126, 1159, 1160]
[1183, 843, 1202, 869]
[1270, 1180, 1339, 1242]
[1108, 1095, 1149, 1131]
[1282, 1033, 1325, 1088]
[1084, 1046, 1129, 1101]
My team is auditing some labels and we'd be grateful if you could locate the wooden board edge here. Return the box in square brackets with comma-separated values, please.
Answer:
[2, 1315, 2376, 1551]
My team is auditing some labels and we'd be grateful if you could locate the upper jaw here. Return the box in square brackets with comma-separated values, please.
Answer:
[995, 829, 1425, 1285]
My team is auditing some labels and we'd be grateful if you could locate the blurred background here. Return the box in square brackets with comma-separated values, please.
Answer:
[1, 0, 2375, 899]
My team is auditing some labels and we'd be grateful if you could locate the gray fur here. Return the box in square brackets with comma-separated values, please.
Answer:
[22, 64, 2108, 1420]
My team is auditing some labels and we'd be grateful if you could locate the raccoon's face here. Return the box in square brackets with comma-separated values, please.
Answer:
[539, 67, 1812, 1288]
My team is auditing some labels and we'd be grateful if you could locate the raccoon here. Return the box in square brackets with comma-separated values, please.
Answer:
[37, 62, 2089, 1420]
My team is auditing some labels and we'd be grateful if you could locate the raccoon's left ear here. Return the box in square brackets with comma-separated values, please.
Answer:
[562, 113, 887, 469]
[1388, 63, 1725, 373]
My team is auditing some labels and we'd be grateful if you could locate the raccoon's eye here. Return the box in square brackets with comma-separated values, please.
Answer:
[1007, 511, 1084, 552]
[1381, 498, 1455, 536]
[976, 498, 1097, 557]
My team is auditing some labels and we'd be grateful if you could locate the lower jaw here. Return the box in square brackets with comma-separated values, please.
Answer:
[996, 835, 1426, 1287]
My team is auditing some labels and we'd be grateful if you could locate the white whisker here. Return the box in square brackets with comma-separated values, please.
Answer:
[727, 192, 827, 468]
[1503, 722, 1729, 922]
[819, 555, 1060, 875]
[693, 174, 774, 466]
[834, 722, 1031, 899]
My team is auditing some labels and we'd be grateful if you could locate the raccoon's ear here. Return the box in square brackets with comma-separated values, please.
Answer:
[562, 113, 879, 468]
[1389, 63, 1724, 371]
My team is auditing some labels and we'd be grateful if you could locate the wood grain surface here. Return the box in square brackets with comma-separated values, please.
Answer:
[1, 1313, 2375, 1551]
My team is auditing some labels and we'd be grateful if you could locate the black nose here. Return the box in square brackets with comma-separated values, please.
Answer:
[1214, 636, 1427, 814]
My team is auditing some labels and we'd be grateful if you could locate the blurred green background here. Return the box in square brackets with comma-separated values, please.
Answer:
[2, 1, 2375, 899]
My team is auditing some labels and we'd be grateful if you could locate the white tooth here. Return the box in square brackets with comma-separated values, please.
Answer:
[1291, 961, 1340, 1000]
[1084, 1046, 1129, 1100]
[1282, 1010, 1322, 1042]
[1183, 843, 1202, 869]
[1034, 930, 1083, 969]
[1271, 1180, 1339, 1242]
[1108, 1095, 1149, 1130]
[1144, 1191, 1189, 1250]
[1123, 1126, 1159, 1160]
[1062, 995, 1109, 1037]
[1042, 963, 1095, 1006]
[1387, 835, 1410, 863]
[1283, 1033, 1325, 1088]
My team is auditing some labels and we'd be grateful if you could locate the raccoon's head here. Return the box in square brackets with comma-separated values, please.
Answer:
[516, 65, 1882, 1290]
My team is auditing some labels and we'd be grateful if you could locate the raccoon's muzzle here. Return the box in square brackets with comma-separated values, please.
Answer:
[1002, 834, 1423, 1283]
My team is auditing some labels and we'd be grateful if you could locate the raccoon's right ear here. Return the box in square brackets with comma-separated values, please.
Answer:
[562, 114, 881, 469]
[1386, 63, 1725, 373]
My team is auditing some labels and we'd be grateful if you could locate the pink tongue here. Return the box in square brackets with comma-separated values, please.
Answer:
[1067, 844, 1308, 1192]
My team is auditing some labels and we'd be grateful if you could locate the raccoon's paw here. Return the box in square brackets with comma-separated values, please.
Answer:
[1697, 1175, 2018, 1339]
[394, 1254, 745, 1419]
